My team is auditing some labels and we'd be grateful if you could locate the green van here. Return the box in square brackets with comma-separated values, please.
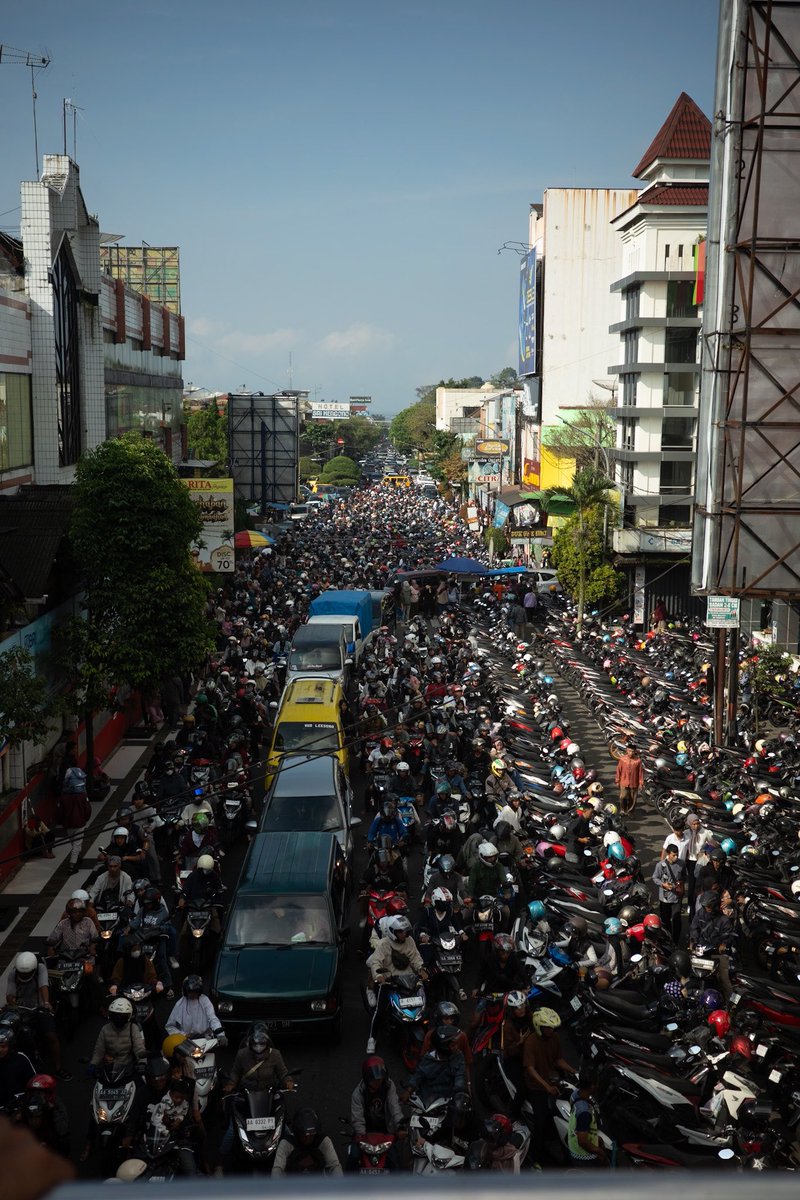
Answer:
[211, 832, 349, 1038]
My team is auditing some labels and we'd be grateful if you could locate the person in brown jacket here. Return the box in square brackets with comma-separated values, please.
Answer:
[615, 746, 644, 815]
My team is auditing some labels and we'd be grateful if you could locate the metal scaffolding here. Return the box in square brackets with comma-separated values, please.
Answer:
[693, 0, 800, 601]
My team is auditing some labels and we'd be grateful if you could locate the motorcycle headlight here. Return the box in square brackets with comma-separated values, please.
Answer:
[310, 1000, 327, 1013]
[218, 1000, 233, 1014]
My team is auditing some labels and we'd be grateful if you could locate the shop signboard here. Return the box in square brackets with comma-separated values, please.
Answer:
[705, 595, 740, 628]
[185, 477, 235, 572]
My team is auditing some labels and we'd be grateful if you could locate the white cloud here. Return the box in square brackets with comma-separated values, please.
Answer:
[318, 323, 395, 357]
[216, 328, 298, 355]
[186, 315, 222, 338]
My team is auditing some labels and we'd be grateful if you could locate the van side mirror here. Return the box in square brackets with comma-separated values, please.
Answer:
[345, 658, 354, 667]
[245, 820, 258, 833]
[350, 817, 362, 827]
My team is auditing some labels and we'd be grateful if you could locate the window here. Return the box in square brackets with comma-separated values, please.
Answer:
[622, 374, 638, 407]
[261, 794, 342, 834]
[659, 505, 692, 525]
[660, 461, 693, 493]
[52, 243, 81, 466]
[618, 461, 634, 491]
[624, 285, 641, 322]
[623, 329, 638, 365]
[664, 372, 697, 406]
[274, 722, 338, 753]
[665, 329, 698, 364]
[0, 374, 33, 470]
[225, 894, 334, 947]
[620, 418, 636, 451]
[666, 281, 697, 319]
[661, 416, 695, 450]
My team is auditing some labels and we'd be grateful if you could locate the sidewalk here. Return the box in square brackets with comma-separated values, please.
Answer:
[0, 732, 157, 991]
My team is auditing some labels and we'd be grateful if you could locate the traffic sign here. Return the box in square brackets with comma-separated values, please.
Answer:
[705, 595, 740, 628]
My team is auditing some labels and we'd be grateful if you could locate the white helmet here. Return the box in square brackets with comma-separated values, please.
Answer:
[386, 915, 412, 942]
[550, 824, 566, 840]
[603, 831, 622, 847]
[478, 841, 498, 865]
[197, 854, 216, 872]
[565, 742, 580, 757]
[116, 1160, 148, 1182]
[791, 879, 800, 898]
[108, 997, 133, 1019]
[71, 889, 90, 903]
[112, 826, 129, 839]
[14, 952, 37, 977]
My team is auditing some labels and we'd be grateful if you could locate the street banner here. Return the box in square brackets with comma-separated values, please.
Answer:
[185, 477, 235, 572]
[518, 249, 537, 376]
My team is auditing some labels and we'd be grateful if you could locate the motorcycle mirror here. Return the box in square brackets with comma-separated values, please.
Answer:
[689, 1045, 702, 1056]
[603, 888, 614, 897]
[583, 849, 593, 857]
[630, 954, 643, 963]
[718, 1148, 735, 1160]
[665, 1023, 679, 1032]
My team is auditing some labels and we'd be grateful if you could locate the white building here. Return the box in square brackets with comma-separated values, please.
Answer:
[435, 384, 485, 438]
[609, 93, 710, 555]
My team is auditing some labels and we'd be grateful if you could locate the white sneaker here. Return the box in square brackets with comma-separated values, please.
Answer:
[366, 1037, 376, 1055]
[366, 988, 376, 1008]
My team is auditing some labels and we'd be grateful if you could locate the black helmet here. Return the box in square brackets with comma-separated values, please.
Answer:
[145, 1056, 170, 1081]
[482, 1113, 512, 1147]
[247, 1021, 272, 1055]
[292, 1107, 321, 1145]
[669, 949, 692, 977]
[709, 848, 727, 864]
[434, 1000, 459, 1022]
[698, 890, 719, 910]
[617, 904, 639, 927]
[182, 974, 203, 998]
[0, 1027, 16, 1051]
[433, 1024, 460, 1055]
[566, 915, 588, 937]
[143, 887, 161, 908]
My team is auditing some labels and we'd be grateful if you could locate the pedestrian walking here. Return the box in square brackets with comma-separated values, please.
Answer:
[684, 813, 711, 916]
[58, 780, 92, 874]
[523, 586, 538, 624]
[615, 745, 643, 814]
[651, 597, 668, 633]
[652, 845, 686, 942]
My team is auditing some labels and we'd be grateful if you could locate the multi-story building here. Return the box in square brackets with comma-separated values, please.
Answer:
[608, 94, 710, 617]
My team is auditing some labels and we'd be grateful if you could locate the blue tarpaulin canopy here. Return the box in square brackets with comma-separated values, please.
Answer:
[484, 566, 535, 576]
[434, 556, 492, 574]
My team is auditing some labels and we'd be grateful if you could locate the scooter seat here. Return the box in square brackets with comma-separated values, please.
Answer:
[626, 1142, 727, 1168]
[599, 1024, 673, 1052]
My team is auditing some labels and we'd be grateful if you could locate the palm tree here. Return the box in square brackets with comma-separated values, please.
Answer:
[542, 467, 614, 628]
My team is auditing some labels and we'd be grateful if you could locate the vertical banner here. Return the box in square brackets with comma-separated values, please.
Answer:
[518, 249, 537, 376]
[185, 478, 235, 572]
[633, 564, 646, 626]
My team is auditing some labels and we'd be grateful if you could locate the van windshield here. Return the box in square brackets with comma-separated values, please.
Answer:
[262, 794, 342, 833]
[288, 645, 342, 671]
[274, 722, 338, 753]
[227, 894, 333, 946]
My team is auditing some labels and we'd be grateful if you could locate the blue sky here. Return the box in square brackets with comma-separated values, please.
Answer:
[1, 1, 718, 414]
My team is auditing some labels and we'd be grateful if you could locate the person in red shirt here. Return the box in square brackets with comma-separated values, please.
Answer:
[615, 746, 644, 815]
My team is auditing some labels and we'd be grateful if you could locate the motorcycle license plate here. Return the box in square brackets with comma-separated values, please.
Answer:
[691, 957, 715, 971]
[246, 1117, 276, 1131]
[195, 1066, 215, 1078]
[100, 1088, 128, 1100]
[570, 996, 582, 1012]
[438, 953, 461, 967]
[97, 913, 118, 922]
[361, 1167, 387, 1174]
[400, 997, 423, 1008]
[264, 1020, 291, 1030]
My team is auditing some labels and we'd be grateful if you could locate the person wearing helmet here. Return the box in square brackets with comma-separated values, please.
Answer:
[651, 843, 687, 942]
[349, 1056, 404, 1162]
[566, 1070, 608, 1167]
[500, 991, 531, 1118]
[425, 807, 463, 860]
[423, 852, 468, 911]
[179, 784, 215, 831]
[684, 813, 711, 915]
[165, 976, 227, 1044]
[177, 810, 219, 868]
[523, 1007, 576, 1161]
[695, 847, 736, 906]
[366, 915, 427, 1008]
[485, 758, 516, 807]
[120, 1055, 172, 1158]
[0, 1025, 36, 1110]
[88, 854, 134, 911]
[615, 745, 643, 815]
[473, 933, 527, 1000]
[272, 1106, 343, 1176]
[690, 890, 734, 952]
[20, 1074, 70, 1158]
[401, 1026, 466, 1107]
[223, 1023, 294, 1097]
[466, 843, 511, 923]
[6, 952, 70, 1081]
[46, 898, 98, 962]
[495, 792, 524, 835]
[367, 801, 406, 851]
[90, 996, 146, 1071]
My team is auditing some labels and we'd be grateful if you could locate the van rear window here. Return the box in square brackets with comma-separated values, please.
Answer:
[289, 646, 342, 671]
[275, 722, 338, 753]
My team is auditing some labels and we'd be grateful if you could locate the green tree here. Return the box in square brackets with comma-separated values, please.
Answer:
[299, 456, 319, 482]
[0, 646, 54, 751]
[742, 644, 793, 731]
[490, 367, 519, 389]
[300, 420, 336, 460]
[185, 403, 228, 463]
[546, 470, 620, 626]
[69, 435, 214, 763]
[541, 396, 616, 472]
[321, 454, 359, 483]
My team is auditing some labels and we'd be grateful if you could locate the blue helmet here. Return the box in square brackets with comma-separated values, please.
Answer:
[720, 837, 736, 856]
[528, 900, 547, 923]
[675, 753, 688, 767]
[603, 917, 622, 936]
[608, 842, 626, 862]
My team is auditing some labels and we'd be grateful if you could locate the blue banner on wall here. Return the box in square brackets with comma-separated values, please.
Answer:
[493, 500, 510, 528]
[518, 249, 536, 377]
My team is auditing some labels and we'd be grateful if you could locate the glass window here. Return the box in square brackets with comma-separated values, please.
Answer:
[0, 374, 33, 470]
[288, 645, 341, 671]
[624, 285, 641, 321]
[664, 330, 697, 364]
[274, 722, 338, 753]
[622, 374, 638, 407]
[664, 372, 697, 406]
[666, 281, 697, 319]
[659, 505, 692, 524]
[660, 461, 693, 493]
[261, 794, 342, 833]
[623, 330, 638, 365]
[661, 417, 695, 450]
[226, 894, 333, 946]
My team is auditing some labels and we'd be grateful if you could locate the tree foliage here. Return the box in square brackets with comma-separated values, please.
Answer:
[0, 646, 55, 749]
[70, 434, 214, 692]
[490, 367, 519, 390]
[321, 455, 359, 483]
[300, 416, 382, 464]
[185, 403, 228, 463]
[541, 396, 616, 472]
[299, 456, 318, 482]
[547, 471, 621, 623]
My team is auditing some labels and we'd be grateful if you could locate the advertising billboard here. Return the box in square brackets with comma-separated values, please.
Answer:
[100, 244, 181, 313]
[518, 249, 537, 376]
[185, 477, 235, 573]
[310, 403, 351, 420]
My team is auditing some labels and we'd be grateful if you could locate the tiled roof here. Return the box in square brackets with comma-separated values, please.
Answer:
[639, 183, 709, 206]
[633, 92, 711, 179]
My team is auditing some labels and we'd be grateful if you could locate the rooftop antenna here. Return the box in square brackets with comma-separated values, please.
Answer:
[288, 352, 293, 390]
[63, 98, 84, 158]
[0, 45, 50, 177]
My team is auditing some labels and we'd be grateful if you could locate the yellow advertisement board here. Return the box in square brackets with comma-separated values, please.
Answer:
[185, 478, 235, 573]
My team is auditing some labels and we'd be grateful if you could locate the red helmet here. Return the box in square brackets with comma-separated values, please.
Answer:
[26, 1074, 56, 1104]
[626, 922, 646, 943]
[572, 767, 586, 782]
[559, 738, 571, 752]
[730, 1035, 752, 1059]
[381, 737, 394, 750]
[550, 727, 564, 742]
[642, 914, 662, 930]
[708, 1010, 730, 1037]
[386, 896, 408, 916]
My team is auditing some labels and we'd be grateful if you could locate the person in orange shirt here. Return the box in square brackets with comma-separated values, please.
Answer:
[615, 746, 644, 814]
[492, 580, 506, 603]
